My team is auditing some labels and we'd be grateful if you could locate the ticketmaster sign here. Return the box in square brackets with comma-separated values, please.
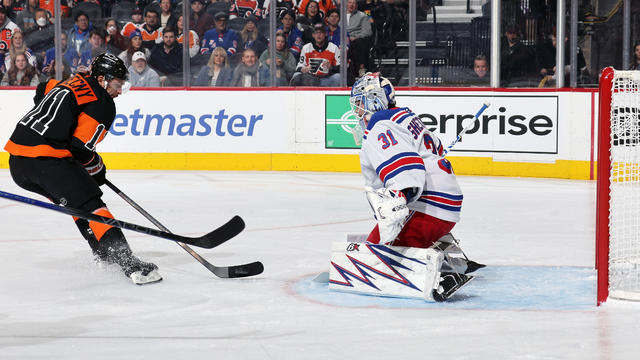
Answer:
[325, 94, 559, 154]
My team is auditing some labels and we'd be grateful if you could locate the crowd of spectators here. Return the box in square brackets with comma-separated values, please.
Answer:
[0, 0, 607, 88]
[0, 0, 383, 88]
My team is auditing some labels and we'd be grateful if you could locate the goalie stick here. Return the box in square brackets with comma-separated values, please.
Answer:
[105, 180, 264, 278]
[442, 101, 491, 156]
[0, 189, 244, 249]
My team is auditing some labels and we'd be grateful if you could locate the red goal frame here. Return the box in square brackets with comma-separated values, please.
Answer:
[595, 67, 615, 305]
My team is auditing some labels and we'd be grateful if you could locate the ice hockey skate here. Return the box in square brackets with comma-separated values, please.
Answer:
[92, 229, 162, 285]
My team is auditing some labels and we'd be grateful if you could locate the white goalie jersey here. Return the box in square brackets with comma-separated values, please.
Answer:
[360, 107, 463, 223]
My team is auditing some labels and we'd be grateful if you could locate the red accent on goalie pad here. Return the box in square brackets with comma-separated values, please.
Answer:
[366, 211, 455, 248]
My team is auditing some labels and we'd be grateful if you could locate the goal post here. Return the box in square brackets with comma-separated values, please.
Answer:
[596, 67, 640, 305]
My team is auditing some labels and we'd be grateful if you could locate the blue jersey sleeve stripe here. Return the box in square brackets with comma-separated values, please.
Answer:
[417, 199, 462, 212]
[423, 191, 464, 200]
[375, 152, 421, 173]
[383, 164, 426, 185]
[394, 112, 413, 125]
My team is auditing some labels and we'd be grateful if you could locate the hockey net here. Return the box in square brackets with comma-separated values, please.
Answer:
[597, 67, 640, 304]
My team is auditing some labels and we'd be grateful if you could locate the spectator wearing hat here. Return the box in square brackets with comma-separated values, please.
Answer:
[277, 9, 303, 59]
[128, 50, 161, 87]
[148, 27, 183, 85]
[130, 7, 144, 25]
[500, 23, 532, 86]
[118, 29, 151, 68]
[290, 23, 340, 87]
[66, 11, 95, 58]
[239, 15, 267, 57]
[201, 11, 240, 58]
[229, 0, 263, 20]
[190, 0, 214, 40]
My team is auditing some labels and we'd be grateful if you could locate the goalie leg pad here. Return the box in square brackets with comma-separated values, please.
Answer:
[329, 241, 444, 301]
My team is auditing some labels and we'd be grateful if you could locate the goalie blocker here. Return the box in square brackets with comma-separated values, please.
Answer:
[328, 235, 484, 302]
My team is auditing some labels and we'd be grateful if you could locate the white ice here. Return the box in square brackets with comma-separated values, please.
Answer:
[1, 170, 639, 359]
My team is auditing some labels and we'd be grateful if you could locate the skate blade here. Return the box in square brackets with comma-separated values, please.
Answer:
[130, 270, 163, 285]
[432, 275, 474, 302]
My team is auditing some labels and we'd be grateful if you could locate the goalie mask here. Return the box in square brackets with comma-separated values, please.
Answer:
[349, 72, 396, 129]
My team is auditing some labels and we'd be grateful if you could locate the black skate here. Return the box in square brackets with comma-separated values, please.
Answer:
[431, 272, 474, 302]
[464, 260, 486, 274]
[92, 229, 163, 285]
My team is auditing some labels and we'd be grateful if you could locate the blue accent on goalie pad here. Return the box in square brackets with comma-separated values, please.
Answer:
[293, 266, 597, 310]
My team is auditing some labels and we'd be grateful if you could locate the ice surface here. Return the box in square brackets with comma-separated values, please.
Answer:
[0, 170, 639, 359]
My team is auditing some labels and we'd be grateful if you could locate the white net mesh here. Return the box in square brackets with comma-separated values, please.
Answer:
[609, 70, 640, 300]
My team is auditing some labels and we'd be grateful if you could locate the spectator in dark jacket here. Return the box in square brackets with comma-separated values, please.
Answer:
[190, 0, 214, 39]
[500, 23, 532, 86]
[148, 27, 183, 85]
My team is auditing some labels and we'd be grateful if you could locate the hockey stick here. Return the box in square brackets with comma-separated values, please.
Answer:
[442, 101, 491, 156]
[0, 189, 244, 249]
[105, 180, 264, 278]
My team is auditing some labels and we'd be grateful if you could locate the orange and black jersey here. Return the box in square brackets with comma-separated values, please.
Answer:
[4, 74, 115, 166]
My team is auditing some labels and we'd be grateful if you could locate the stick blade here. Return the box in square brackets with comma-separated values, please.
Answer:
[213, 261, 264, 278]
[192, 215, 246, 248]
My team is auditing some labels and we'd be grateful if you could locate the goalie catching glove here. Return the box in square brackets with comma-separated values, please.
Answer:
[365, 187, 410, 245]
[84, 153, 106, 186]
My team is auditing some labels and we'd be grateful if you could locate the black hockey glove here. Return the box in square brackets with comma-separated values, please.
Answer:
[84, 153, 106, 186]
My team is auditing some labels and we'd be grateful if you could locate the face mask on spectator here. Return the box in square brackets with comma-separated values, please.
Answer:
[36, 17, 47, 27]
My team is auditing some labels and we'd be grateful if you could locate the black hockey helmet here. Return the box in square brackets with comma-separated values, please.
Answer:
[91, 53, 129, 81]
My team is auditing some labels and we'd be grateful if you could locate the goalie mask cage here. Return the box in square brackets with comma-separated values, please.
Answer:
[597, 67, 640, 305]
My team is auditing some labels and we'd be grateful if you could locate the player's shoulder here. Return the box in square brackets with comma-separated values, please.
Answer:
[367, 107, 413, 130]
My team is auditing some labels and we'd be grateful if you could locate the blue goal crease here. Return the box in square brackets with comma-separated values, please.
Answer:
[295, 265, 597, 310]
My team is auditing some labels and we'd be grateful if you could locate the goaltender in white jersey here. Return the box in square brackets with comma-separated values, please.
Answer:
[352, 73, 462, 248]
[328, 72, 485, 301]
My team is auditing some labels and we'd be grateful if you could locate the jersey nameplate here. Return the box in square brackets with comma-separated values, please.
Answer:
[60, 75, 98, 105]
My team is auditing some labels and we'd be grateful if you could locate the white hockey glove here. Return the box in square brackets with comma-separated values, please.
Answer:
[365, 187, 410, 245]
